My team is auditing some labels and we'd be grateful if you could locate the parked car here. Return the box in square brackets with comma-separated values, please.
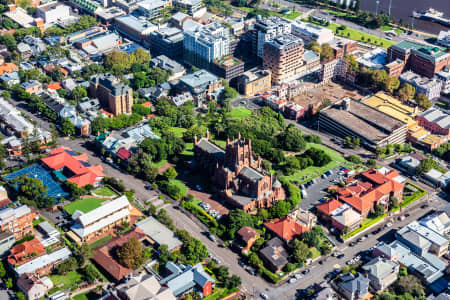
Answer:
[248, 268, 256, 276]
[208, 234, 217, 242]
[386, 222, 393, 228]
[260, 293, 269, 300]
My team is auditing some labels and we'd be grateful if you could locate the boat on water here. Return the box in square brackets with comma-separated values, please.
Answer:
[413, 8, 450, 27]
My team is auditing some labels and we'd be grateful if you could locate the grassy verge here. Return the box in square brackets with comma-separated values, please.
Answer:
[260, 265, 283, 283]
[92, 186, 118, 197]
[310, 247, 321, 259]
[154, 159, 168, 168]
[285, 11, 301, 20]
[172, 179, 188, 196]
[230, 107, 252, 119]
[343, 214, 386, 239]
[181, 199, 219, 228]
[88, 235, 113, 249]
[64, 197, 106, 215]
[401, 182, 426, 206]
[203, 288, 239, 300]
[32, 216, 45, 227]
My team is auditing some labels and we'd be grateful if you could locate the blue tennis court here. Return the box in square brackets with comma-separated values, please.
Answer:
[5, 164, 69, 199]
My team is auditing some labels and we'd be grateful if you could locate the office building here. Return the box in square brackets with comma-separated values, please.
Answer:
[252, 16, 292, 58]
[183, 22, 231, 69]
[329, 37, 357, 59]
[400, 70, 442, 100]
[387, 40, 450, 78]
[136, 0, 172, 19]
[291, 20, 334, 45]
[36, 2, 71, 25]
[236, 69, 271, 96]
[89, 74, 133, 116]
[149, 27, 184, 58]
[115, 14, 157, 44]
[211, 56, 244, 81]
[437, 30, 450, 48]
[417, 107, 450, 137]
[178, 69, 222, 101]
[263, 34, 304, 84]
[319, 98, 407, 150]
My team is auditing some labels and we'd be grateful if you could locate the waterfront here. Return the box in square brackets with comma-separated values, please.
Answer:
[361, 0, 450, 34]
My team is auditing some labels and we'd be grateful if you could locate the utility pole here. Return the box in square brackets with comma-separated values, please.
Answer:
[388, 0, 392, 16]
[375, 0, 380, 15]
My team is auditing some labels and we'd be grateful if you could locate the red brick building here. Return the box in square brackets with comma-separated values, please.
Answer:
[0, 205, 37, 240]
[332, 169, 404, 218]
[193, 133, 285, 212]
[387, 40, 450, 78]
[264, 216, 308, 243]
[8, 238, 45, 267]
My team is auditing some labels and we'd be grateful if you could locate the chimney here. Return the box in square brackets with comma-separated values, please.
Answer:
[8, 4, 15, 11]
[206, 129, 210, 140]
[194, 135, 197, 144]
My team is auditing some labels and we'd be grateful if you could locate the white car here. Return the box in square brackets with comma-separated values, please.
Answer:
[386, 222, 393, 228]
[260, 293, 269, 300]
[289, 278, 297, 284]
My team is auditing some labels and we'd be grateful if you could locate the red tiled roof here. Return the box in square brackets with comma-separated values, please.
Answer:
[264, 217, 307, 242]
[0, 198, 12, 208]
[41, 147, 104, 187]
[92, 228, 147, 282]
[237, 226, 259, 242]
[47, 82, 62, 90]
[116, 147, 131, 160]
[316, 199, 343, 216]
[141, 102, 152, 108]
[8, 238, 45, 266]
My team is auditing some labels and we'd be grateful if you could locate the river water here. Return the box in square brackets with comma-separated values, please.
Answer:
[360, 0, 450, 34]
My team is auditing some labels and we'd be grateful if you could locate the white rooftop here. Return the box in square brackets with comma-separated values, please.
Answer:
[15, 247, 71, 275]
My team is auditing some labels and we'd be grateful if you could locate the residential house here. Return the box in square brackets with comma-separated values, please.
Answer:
[0, 72, 20, 86]
[396, 153, 425, 174]
[57, 103, 91, 136]
[314, 281, 336, 300]
[17, 275, 53, 300]
[17, 43, 32, 58]
[92, 228, 148, 282]
[0, 231, 15, 257]
[264, 216, 308, 243]
[259, 237, 288, 273]
[62, 79, 77, 92]
[233, 226, 260, 254]
[0, 205, 37, 240]
[420, 212, 450, 236]
[135, 216, 182, 251]
[0, 98, 34, 137]
[396, 221, 449, 257]
[362, 257, 399, 292]
[21, 80, 42, 94]
[335, 273, 370, 300]
[373, 240, 445, 285]
[160, 262, 215, 298]
[41, 146, 104, 188]
[423, 169, 450, 187]
[169, 92, 193, 107]
[14, 247, 72, 277]
[8, 238, 46, 267]
[115, 273, 176, 300]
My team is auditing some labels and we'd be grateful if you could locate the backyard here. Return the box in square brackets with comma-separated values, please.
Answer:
[92, 186, 118, 197]
[49, 271, 83, 290]
[63, 197, 107, 215]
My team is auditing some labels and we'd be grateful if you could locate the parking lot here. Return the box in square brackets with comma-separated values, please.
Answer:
[299, 166, 350, 211]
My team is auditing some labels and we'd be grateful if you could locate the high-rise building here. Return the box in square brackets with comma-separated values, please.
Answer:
[263, 34, 304, 84]
[252, 16, 292, 58]
[89, 74, 133, 116]
[150, 27, 184, 58]
[183, 22, 231, 69]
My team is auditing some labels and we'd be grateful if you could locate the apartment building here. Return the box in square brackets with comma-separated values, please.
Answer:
[291, 20, 334, 45]
[89, 74, 133, 116]
[136, 0, 172, 19]
[183, 22, 231, 69]
[436, 66, 450, 94]
[14, 247, 72, 277]
[263, 34, 304, 84]
[173, 0, 204, 17]
[69, 195, 133, 244]
[149, 27, 184, 58]
[387, 40, 450, 78]
[417, 107, 450, 137]
[399, 70, 442, 100]
[252, 16, 292, 58]
[0, 205, 37, 240]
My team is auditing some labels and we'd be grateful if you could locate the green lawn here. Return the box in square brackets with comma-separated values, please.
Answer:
[343, 214, 386, 239]
[64, 197, 106, 215]
[92, 186, 118, 197]
[182, 142, 194, 157]
[88, 235, 113, 249]
[168, 127, 186, 138]
[230, 107, 252, 119]
[285, 11, 301, 20]
[49, 271, 83, 288]
[72, 291, 99, 300]
[284, 143, 350, 183]
[381, 25, 393, 31]
[32, 216, 45, 227]
[310, 247, 321, 259]
[154, 159, 168, 168]
[401, 182, 427, 206]
[172, 179, 188, 196]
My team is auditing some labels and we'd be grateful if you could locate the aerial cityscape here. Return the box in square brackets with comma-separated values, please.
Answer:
[0, 0, 449, 299]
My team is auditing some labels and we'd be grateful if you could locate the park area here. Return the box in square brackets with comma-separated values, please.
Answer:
[284, 143, 351, 184]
